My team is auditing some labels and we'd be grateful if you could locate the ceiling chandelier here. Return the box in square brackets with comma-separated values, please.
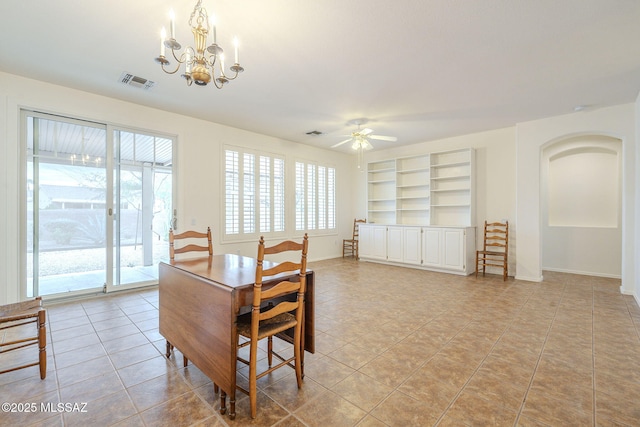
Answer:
[154, 0, 244, 88]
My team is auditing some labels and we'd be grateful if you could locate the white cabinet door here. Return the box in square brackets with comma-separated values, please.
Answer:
[361, 224, 474, 275]
[442, 228, 464, 271]
[387, 226, 404, 263]
[370, 226, 388, 260]
[422, 228, 442, 267]
[359, 225, 373, 259]
[403, 227, 422, 265]
[360, 225, 387, 260]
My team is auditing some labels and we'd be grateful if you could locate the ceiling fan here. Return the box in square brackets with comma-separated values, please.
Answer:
[331, 118, 397, 150]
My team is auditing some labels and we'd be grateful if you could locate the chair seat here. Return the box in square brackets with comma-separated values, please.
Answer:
[477, 250, 504, 257]
[0, 297, 47, 380]
[237, 311, 297, 340]
[0, 299, 43, 322]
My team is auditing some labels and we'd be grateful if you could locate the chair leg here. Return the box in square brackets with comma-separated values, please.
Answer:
[293, 324, 303, 388]
[267, 336, 273, 367]
[165, 341, 172, 358]
[38, 309, 47, 380]
[475, 255, 479, 278]
[249, 337, 258, 418]
[183, 356, 189, 367]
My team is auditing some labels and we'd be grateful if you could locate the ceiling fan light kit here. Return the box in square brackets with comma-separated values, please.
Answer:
[332, 118, 398, 169]
[154, 0, 244, 88]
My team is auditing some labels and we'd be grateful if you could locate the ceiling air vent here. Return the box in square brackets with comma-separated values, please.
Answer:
[306, 130, 323, 135]
[119, 72, 156, 90]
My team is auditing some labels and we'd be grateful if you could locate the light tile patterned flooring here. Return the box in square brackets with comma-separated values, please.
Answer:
[2, 258, 640, 426]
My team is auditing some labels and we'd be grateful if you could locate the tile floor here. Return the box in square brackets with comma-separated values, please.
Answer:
[2, 258, 640, 426]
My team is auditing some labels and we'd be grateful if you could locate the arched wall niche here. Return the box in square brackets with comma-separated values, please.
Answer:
[541, 133, 622, 277]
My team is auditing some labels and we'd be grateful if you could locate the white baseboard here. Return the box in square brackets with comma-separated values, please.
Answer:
[542, 267, 621, 279]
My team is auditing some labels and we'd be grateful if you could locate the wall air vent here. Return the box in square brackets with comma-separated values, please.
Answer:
[119, 72, 156, 90]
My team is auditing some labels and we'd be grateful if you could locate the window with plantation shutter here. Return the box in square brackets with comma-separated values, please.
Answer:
[224, 147, 285, 238]
[295, 160, 336, 233]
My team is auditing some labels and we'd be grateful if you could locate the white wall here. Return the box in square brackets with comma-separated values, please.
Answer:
[0, 72, 356, 305]
[635, 92, 640, 306]
[516, 104, 636, 294]
[359, 127, 517, 275]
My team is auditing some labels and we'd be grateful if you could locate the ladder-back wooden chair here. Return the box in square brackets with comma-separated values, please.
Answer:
[0, 297, 47, 379]
[233, 234, 309, 418]
[169, 226, 213, 260]
[166, 227, 213, 366]
[343, 218, 366, 259]
[476, 221, 509, 280]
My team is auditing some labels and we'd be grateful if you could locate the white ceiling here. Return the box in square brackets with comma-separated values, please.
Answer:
[2, 0, 640, 152]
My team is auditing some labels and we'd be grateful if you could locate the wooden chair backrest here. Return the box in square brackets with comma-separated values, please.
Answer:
[352, 219, 366, 240]
[483, 221, 508, 252]
[252, 234, 309, 326]
[169, 227, 213, 260]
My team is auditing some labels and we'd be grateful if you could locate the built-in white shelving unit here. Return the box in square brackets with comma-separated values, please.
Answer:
[366, 148, 475, 227]
[430, 148, 475, 226]
[396, 154, 430, 225]
[367, 159, 396, 224]
[363, 148, 475, 275]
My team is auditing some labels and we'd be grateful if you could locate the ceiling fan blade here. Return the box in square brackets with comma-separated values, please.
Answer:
[369, 135, 398, 141]
[362, 140, 374, 150]
[360, 128, 373, 135]
[331, 138, 353, 148]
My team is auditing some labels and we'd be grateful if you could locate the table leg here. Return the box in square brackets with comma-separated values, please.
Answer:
[220, 390, 226, 415]
[230, 396, 236, 420]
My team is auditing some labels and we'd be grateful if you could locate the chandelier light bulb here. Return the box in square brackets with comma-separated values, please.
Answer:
[234, 37, 239, 63]
[210, 15, 216, 44]
[160, 27, 167, 57]
[169, 9, 175, 39]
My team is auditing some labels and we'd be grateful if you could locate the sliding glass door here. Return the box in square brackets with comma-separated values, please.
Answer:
[25, 113, 108, 296]
[24, 111, 174, 298]
[110, 130, 173, 290]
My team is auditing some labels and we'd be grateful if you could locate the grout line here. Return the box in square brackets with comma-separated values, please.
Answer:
[510, 283, 565, 426]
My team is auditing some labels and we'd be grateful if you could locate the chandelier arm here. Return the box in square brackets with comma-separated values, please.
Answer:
[220, 64, 243, 81]
[158, 49, 188, 75]
[211, 78, 224, 89]
[170, 48, 185, 64]
[161, 60, 184, 75]
[223, 71, 240, 81]
[204, 54, 217, 68]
